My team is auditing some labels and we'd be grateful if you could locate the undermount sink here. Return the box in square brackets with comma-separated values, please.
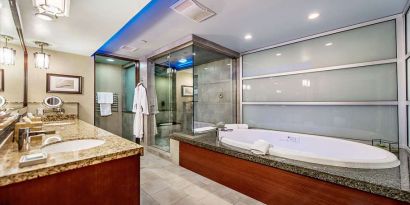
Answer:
[42, 139, 105, 154]
[43, 121, 76, 126]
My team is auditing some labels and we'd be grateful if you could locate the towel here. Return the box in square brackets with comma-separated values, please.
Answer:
[97, 92, 113, 104]
[97, 92, 113, 116]
[225, 124, 249, 130]
[250, 140, 270, 155]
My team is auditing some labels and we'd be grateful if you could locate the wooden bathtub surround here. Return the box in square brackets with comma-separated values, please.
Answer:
[0, 155, 140, 205]
[179, 142, 408, 205]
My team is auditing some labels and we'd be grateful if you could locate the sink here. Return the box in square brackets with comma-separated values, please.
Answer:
[42, 139, 105, 154]
[43, 121, 76, 126]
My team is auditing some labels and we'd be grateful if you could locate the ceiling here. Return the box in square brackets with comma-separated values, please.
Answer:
[13, 0, 151, 56]
[95, 55, 131, 66]
[97, 0, 409, 59]
[0, 0, 19, 45]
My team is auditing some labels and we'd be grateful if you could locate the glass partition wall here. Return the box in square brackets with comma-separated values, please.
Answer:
[148, 43, 237, 152]
[242, 19, 401, 149]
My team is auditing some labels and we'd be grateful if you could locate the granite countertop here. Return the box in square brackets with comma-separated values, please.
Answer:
[0, 120, 143, 187]
[171, 132, 410, 203]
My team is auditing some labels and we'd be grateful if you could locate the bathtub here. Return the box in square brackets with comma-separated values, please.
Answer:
[219, 129, 400, 169]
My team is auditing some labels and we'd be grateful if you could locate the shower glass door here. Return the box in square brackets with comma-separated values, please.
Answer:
[152, 46, 194, 152]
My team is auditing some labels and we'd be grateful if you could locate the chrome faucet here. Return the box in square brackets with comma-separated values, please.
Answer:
[17, 128, 56, 151]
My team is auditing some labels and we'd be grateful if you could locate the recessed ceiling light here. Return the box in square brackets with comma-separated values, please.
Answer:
[308, 12, 320, 20]
[244, 34, 252, 40]
[325, 42, 333, 46]
[106, 58, 114, 62]
[204, 67, 208, 70]
[227, 64, 231, 66]
[276, 53, 282, 56]
[179, 58, 187, 63]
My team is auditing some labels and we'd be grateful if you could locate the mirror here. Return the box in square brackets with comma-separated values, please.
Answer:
[43, 96, 63, 108]
[0, 95, 7, 109]
[0, 0, 25, 110]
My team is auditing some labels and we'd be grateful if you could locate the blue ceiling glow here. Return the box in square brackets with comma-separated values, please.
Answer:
[174, 59, 193, 70]
[94, 0, 162, 56]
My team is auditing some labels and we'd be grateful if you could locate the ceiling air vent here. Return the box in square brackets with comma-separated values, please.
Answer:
[120, 45, 138, 52]
[171, 0, 216, 23]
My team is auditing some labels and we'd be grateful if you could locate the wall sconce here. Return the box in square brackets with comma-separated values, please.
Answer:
[34, 41, 50, 69]
[0, 35, 16, 66]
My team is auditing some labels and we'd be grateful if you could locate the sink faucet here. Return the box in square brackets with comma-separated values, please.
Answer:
[17, 128, 57, 151]
[17, 128, 32, 151]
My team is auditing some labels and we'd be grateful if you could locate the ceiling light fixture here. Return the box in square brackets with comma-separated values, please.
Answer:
[276, 53, 282, 56]
[308, 12, 320, 20]
[33, 0, 70, 20]
[0, 35, 16, 66]
[244, 34, 253, 40]
[106, 59, 115, 62]
[325, 42, 333, 46]
[34, 41, 50, 69]
[35, 11, 57, 21]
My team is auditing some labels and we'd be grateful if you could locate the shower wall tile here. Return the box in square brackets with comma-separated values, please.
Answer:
[194, 59, 235, 125]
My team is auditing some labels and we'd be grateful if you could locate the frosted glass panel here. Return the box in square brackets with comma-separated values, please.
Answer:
[243, 20, 396, 77]
[408, 58, 410, 98]
[407, 10, 410, 53]
[243, 105, 398, 142]
[243, 63, 397, 102]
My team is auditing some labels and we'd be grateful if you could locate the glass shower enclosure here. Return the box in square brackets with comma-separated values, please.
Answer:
[147, 37, 239, 152]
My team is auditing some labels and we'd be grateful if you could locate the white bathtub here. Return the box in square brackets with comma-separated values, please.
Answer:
[219, 129, 400, 169]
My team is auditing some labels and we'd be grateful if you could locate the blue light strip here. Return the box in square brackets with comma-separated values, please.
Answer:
[94, 0, 161, 56]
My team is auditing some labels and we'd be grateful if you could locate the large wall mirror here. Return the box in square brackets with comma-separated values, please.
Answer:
[0, 0, 26, 110]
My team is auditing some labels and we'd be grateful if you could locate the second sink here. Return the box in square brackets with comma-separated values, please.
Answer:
[42, 139, 105, 154]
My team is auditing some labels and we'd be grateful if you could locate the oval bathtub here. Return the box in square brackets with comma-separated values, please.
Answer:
[219, 129, 400, 169]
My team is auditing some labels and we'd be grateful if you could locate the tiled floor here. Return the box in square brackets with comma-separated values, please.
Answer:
[141, 152, 265, 205]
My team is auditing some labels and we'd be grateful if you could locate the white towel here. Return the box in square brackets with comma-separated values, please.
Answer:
[97, 92, 113, 104]
[225, 124, 249, 130]
[237, 124, 248, 129]
[250, 140, 270, 155]
[97, 92, 113, 116]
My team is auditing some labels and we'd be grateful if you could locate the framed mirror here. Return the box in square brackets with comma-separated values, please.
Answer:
[0, 0, 26, 109]
[43, 96, 63, 108]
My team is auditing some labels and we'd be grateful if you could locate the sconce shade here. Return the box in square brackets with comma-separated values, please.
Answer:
[34, 52, 50, 69]
[0, 46, 16, 66]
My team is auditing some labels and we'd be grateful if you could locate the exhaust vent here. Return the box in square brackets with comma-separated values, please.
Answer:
[120, 45, 138, 52]
[171, 0, 216, 23]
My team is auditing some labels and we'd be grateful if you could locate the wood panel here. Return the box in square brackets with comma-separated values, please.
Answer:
[180, 142, 407, 205]
[0, 155, 140, 205]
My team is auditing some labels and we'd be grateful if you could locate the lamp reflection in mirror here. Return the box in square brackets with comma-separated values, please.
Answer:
[34, 41, 50, 69]
[33, 0, 70, 21]
[0, 35, 16, 66]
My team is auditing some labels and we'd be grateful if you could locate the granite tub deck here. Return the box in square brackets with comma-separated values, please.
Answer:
[171, 132, 410, 203]
[0, 119, 143, 187]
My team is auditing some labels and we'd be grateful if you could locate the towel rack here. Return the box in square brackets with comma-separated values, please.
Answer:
[95, 93, 119, 113]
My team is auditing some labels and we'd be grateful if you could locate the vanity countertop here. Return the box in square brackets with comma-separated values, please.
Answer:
[171, 132, 410, 203]
[0, 120, 143, 187]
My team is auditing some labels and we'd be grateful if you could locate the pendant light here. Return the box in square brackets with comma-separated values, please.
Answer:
[0, 35, 16, 66]
[34, 41, 50, 69]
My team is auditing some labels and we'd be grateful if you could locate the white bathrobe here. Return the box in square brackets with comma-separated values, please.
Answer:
[133, 83, 149, 139]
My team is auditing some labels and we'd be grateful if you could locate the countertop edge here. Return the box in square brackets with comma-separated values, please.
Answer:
[0, 147, 143, 187]
[170, 134, 410, 203]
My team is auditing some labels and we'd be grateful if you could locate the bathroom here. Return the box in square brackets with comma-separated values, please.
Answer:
[1, 0, 410, 205]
